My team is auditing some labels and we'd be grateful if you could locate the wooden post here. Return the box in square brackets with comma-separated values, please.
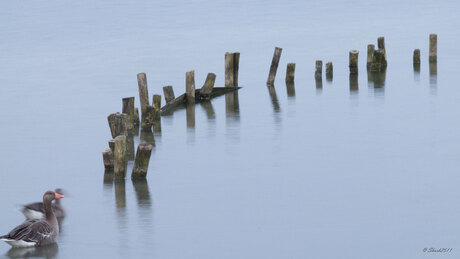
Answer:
[163, 86, 175, 103]
[132, 143, 153, 179]
[122, 97, 135, 124]
[152, 95, 161, 111]
[102, 148, 114, 169]
[126, 135, 135, 161]
[267, 47, 282, 85]
[152, 95, 161, 133]
[349, 50, 359, 74]
[315, 60, 322, 80]
[140, 128, 155, 145]
[370, 49, 384, 72]
[186, 70, 195, 103]
[233, 52, 240, 86]
[200, 73, 216, 99]
[141, 106, 155, 130]
[413, 49, 421, 64]
[367, 44, 375, 68]
[429, 34, 437, 62]
[114, 135, 126, 179]
[285, 63, 295, 84]
[325, 62, 333, 81]
[137, 73, 150, 114]
[225, 52, 234, 87]
[377, 37, 387, 67]
[133, 108, 140, 128]
[108, 139, 115, 152]
[107, 113, 128, 138]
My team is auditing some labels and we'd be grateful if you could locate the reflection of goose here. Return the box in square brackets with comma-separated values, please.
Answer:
[5, 243, 58, 259]
[0, 191, 64, 247]
[22, 188, 66, 220]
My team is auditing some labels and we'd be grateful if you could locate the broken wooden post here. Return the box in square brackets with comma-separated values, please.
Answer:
[315, 60, 322, 80]
[370, 49, 384, 72]
[349, 50, 359, 74]
[102, 149, 114, 169]
[133, 108, 140, 128]
[141, 106, 155, 130]
[122, 97, 135, 122]
[233, 52, 240, 86]
[325, 62, 333, 81]
[163, 86, 175, 103]
[132, 143, 153, 179]
[114, 135, 126, 179]
[413, 49, 421, 64]
[186, 70, 195, 103]
[107, 113, 128, 138]
[285, 63, 295, 84]
[200, 73, 216, 99]
[429, 34, 437, 62]
[225, 52, 235, 87]
[377, 37, 387, 67]
[267, 47, 282, 85]
[367, 44, 375, 68]
[137, 73, 150, 114]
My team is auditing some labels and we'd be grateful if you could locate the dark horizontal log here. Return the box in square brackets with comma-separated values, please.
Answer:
[160, 86, 241, 115]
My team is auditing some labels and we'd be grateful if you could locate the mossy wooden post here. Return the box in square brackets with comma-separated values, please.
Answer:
[108, 113, 128, 138]
[152, 95, 161, 111]
[133, 108, 140, 128]
[225, 52, 235, 87]
[377, 37, 387, 67]
[315, 60, 322, 80]
[163, 86, 175, 103]
[233, 52, 240, 86]
[102, 149, 114, 169]
[186, 70, 195, 103]
[413, 49, 421, 64]
[285, 63, 295, 84]
[108, 139, 115, 152]
[132, 143, 153, 179]
[152, 95, 161, 133]
[349, 50, 359, 74]
[141, 106, 155, 130]
[137, 73, 150, 114]
[325, 62, 333, 81]
[370, 49, 384, 72]
[367, 44, 375, 68]
[200, 73, 216, 99]
[114, 135, 126, 179]
[122, 97, 135, 124]
[429, 34, 437, 62]
[267, 47, 282, 85]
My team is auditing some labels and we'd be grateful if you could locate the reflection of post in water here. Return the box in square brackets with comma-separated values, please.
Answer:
[349, 74, 358, 92]
[6, 243, 59, 259]
[126, 133, 135, 161]
[266, 84, 280, 112]
[103, 168, 114, 187]
[140, 128, 155, 145]
[200, 100, 215, 120]
[114, 179, 126, 209]
[186, 102, 195, 128]
[429, 62, 437, 87]
[315, 78, 323, 93]
[132, 179, 152, 208]
[225, 91, 240, 116]
[286, 82, 295, 97]
[373, 68, 386, 89]
[413, 63, 421, 81]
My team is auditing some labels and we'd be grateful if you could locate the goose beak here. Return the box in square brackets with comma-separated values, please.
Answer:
[55, 193, 64, 199]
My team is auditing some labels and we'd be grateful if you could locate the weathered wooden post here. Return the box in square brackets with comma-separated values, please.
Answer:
[367, 44, 375, 68]
[200, 73, 216, 99]
[315, 60, 322, 80]
[133, 108, 140, 129]
[285, 63, 295, 84]
[137, 73, 150, 114]
[163, 86, 175, 103]
[370, 49, 384, 72]
[114, 135, 126, 179]
[413, 49, 421, 64]
[122, 97, 136, 127]
[152, 95, 161, 111]
[349, 50, 359, 74]
[267, 47, 282, 85]
[377, 37, 387, 67]
[107, 113, 128, 138]
[108, 139, 115, 152]
[325, 62, 333, 81]
[152, 95, 161, 133]
[225, 52, 234, 87]
[429, 34, 437, 62]
[132, 143, 153, 179]
[102, 149, 114, 169]
[186, 70, 195, 103]
[141, 106, 155, 130]
[233, 52, 240, 86]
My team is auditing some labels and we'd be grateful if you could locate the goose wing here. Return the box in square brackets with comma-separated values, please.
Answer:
[2, 220, 53, 243]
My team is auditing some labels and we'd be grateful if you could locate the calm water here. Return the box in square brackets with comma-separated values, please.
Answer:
[1, 0, 460, 258]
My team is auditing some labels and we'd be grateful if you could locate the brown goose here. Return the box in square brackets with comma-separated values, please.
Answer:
[0, 191, 64, 247]
[21, 188, 66, 220]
